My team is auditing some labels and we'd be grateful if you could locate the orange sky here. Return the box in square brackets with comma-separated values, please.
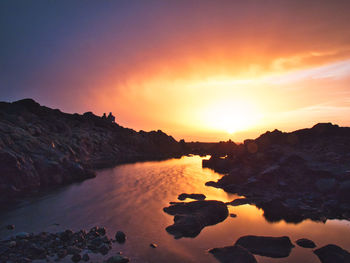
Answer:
[2, 1, 350, 141]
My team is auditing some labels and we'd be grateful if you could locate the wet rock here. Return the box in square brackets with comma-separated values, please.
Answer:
[230, 213, 237, 218]
[163, 200, 228, 239]
[227, 198, 254, 206]
[115, 231, 126, 243]
[105, 255, 130, 263]
[98, 243, 110, 255]
[209, 244, 257, 263]
[296, 238, 316, 248]
[150, 243, 158, 248]
[6, 224, 15, 230]
[71, 253, 82, 262]
[314, 244, 350, 263]
[235, 235, 294, 258]
[82, 253, 90, 261]
[16, 232, 30, 239]
[178, 193, 206, 201]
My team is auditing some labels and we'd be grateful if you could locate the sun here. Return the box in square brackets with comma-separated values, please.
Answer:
[202, 100, 262, 134]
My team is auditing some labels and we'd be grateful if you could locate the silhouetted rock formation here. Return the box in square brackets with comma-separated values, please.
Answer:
[0, 99, 183, 202]
[235, 235, 294, 258]
[163, 200, 228, 239]
[209, 244, 257, 263]
[314, 244, 350, 263]
[204, 123, 350, 222]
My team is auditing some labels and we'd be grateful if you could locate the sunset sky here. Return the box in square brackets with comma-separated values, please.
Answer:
[1, 0, 350, 141]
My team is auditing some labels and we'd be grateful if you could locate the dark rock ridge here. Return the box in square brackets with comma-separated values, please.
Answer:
[296, 238, 316, 248]
[177, 193, 206, 201]
[0, 99, 184, 202]
[235, 235, 294, 258]
[209, 244, 257, 263]
[204, 123, 350, 222]
[314, 244, 350, 263]
[163, 200, 228, 239]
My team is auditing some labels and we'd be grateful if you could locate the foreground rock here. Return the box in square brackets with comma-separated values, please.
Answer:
[204, 123, 350, 223]
[178, 193, 206, 201]
[0, 226, 123, 262]
[0, 99, 184, 203]
[105, 254, 130, 263]
[209, 244, 257, 263]
[163, 200, 228, 238]
[314, 244, 350, 263]
[296, 238, 316, 248]
[235, 235, 294, 258]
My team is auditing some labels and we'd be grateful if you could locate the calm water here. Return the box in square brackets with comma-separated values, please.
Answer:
[1, 156, 350, 262]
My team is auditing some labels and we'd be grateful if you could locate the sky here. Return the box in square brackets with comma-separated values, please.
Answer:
[1, 0, 350, 142]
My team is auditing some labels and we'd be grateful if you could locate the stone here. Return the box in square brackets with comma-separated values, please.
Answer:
[296, 238, 316, 248]
[230, 213, 237, 218]
[105, 255, 130, 263]
[163, 200, 228, 239]
[177, 193, 206, 201]
[235, 235, 294, 258]
[115, 231, 126, 243]
[316, 178, 337, 193]
[82, 253, 90, 261]
[314, 244, 350, 263]
[71, 253, 82, 262]
[150, 243, 158, 248]
[209, 244, 257, 263]
[16, 232, 30, 239]
[6, 224, 15, 230]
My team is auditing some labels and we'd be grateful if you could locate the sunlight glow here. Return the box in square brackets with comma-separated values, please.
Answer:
[201, 100, 262, 134]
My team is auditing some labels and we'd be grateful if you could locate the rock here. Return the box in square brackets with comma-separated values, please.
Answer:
[178, 193, 206, 201]
[230, 213, 237, 218]
[163, 200, 228, 238]
[71, 253, 82, 262]
[235, 235, 294, 258]
[16, 232, 30, 239]
[115, 231, 126, 243]
[314, 244, 350, 263]
[338, 180, 350, 201]
[316, 178, 337, 193]
[296, 238, 316, 248]
[6, 224, 15, 230]
[227, 198, 253, 206]
[98, 243, 110, 255]
[150, 243, 158, 248]
[105, 255, 130, 263]
[209, 244, 257, 263]
[67, 246, 82, 255]
[82, 253, 90, 261]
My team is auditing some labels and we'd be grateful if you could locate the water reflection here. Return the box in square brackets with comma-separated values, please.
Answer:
[0, 156, 349, 263]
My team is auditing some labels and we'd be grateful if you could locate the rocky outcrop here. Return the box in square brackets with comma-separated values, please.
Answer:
[235, 235, 294, 258]
[177, 193, 206, 201]
[163, 200, 228, 239]
[209, 244, 257, 263]
[296, 238, 316, 248]
[314, 244, 350, 263]
[0, 99, 183, 202]
[204, 123, 350, 222]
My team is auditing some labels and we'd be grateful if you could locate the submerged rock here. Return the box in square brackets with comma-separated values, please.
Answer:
[296, 238, 316, 248]
[115, 231, 126, 243]
[314, 244, 350, 263]
[163, 200, 228, 238]
[105, 255, 130, 263]
[209, 244, 257, 263]
[235, 235, 294, 258]
[178, 193, 206, 201]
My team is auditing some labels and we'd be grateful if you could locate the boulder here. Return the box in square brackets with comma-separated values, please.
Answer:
[178, 193, 206, 201]
[314, 244, 350, 263]
[105, 255, 130, 263]
[209, 244, 257, 263]
[296, 238, 316, 248]
[163, 200, 228, 238]
[235, 235, 294, 258]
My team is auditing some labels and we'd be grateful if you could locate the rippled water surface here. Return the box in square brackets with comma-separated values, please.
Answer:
[1, 156, 350, 262]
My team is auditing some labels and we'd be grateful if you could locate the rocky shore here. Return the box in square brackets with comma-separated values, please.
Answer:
[0, 99, 184, 203]
[0, 227, 130, 262]
[203, 123, 350, 222]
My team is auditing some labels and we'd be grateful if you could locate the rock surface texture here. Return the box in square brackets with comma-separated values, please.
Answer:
[204, 123, 350, 222]
[163, 200, 228, 238]
[0, 99, 184, 202]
